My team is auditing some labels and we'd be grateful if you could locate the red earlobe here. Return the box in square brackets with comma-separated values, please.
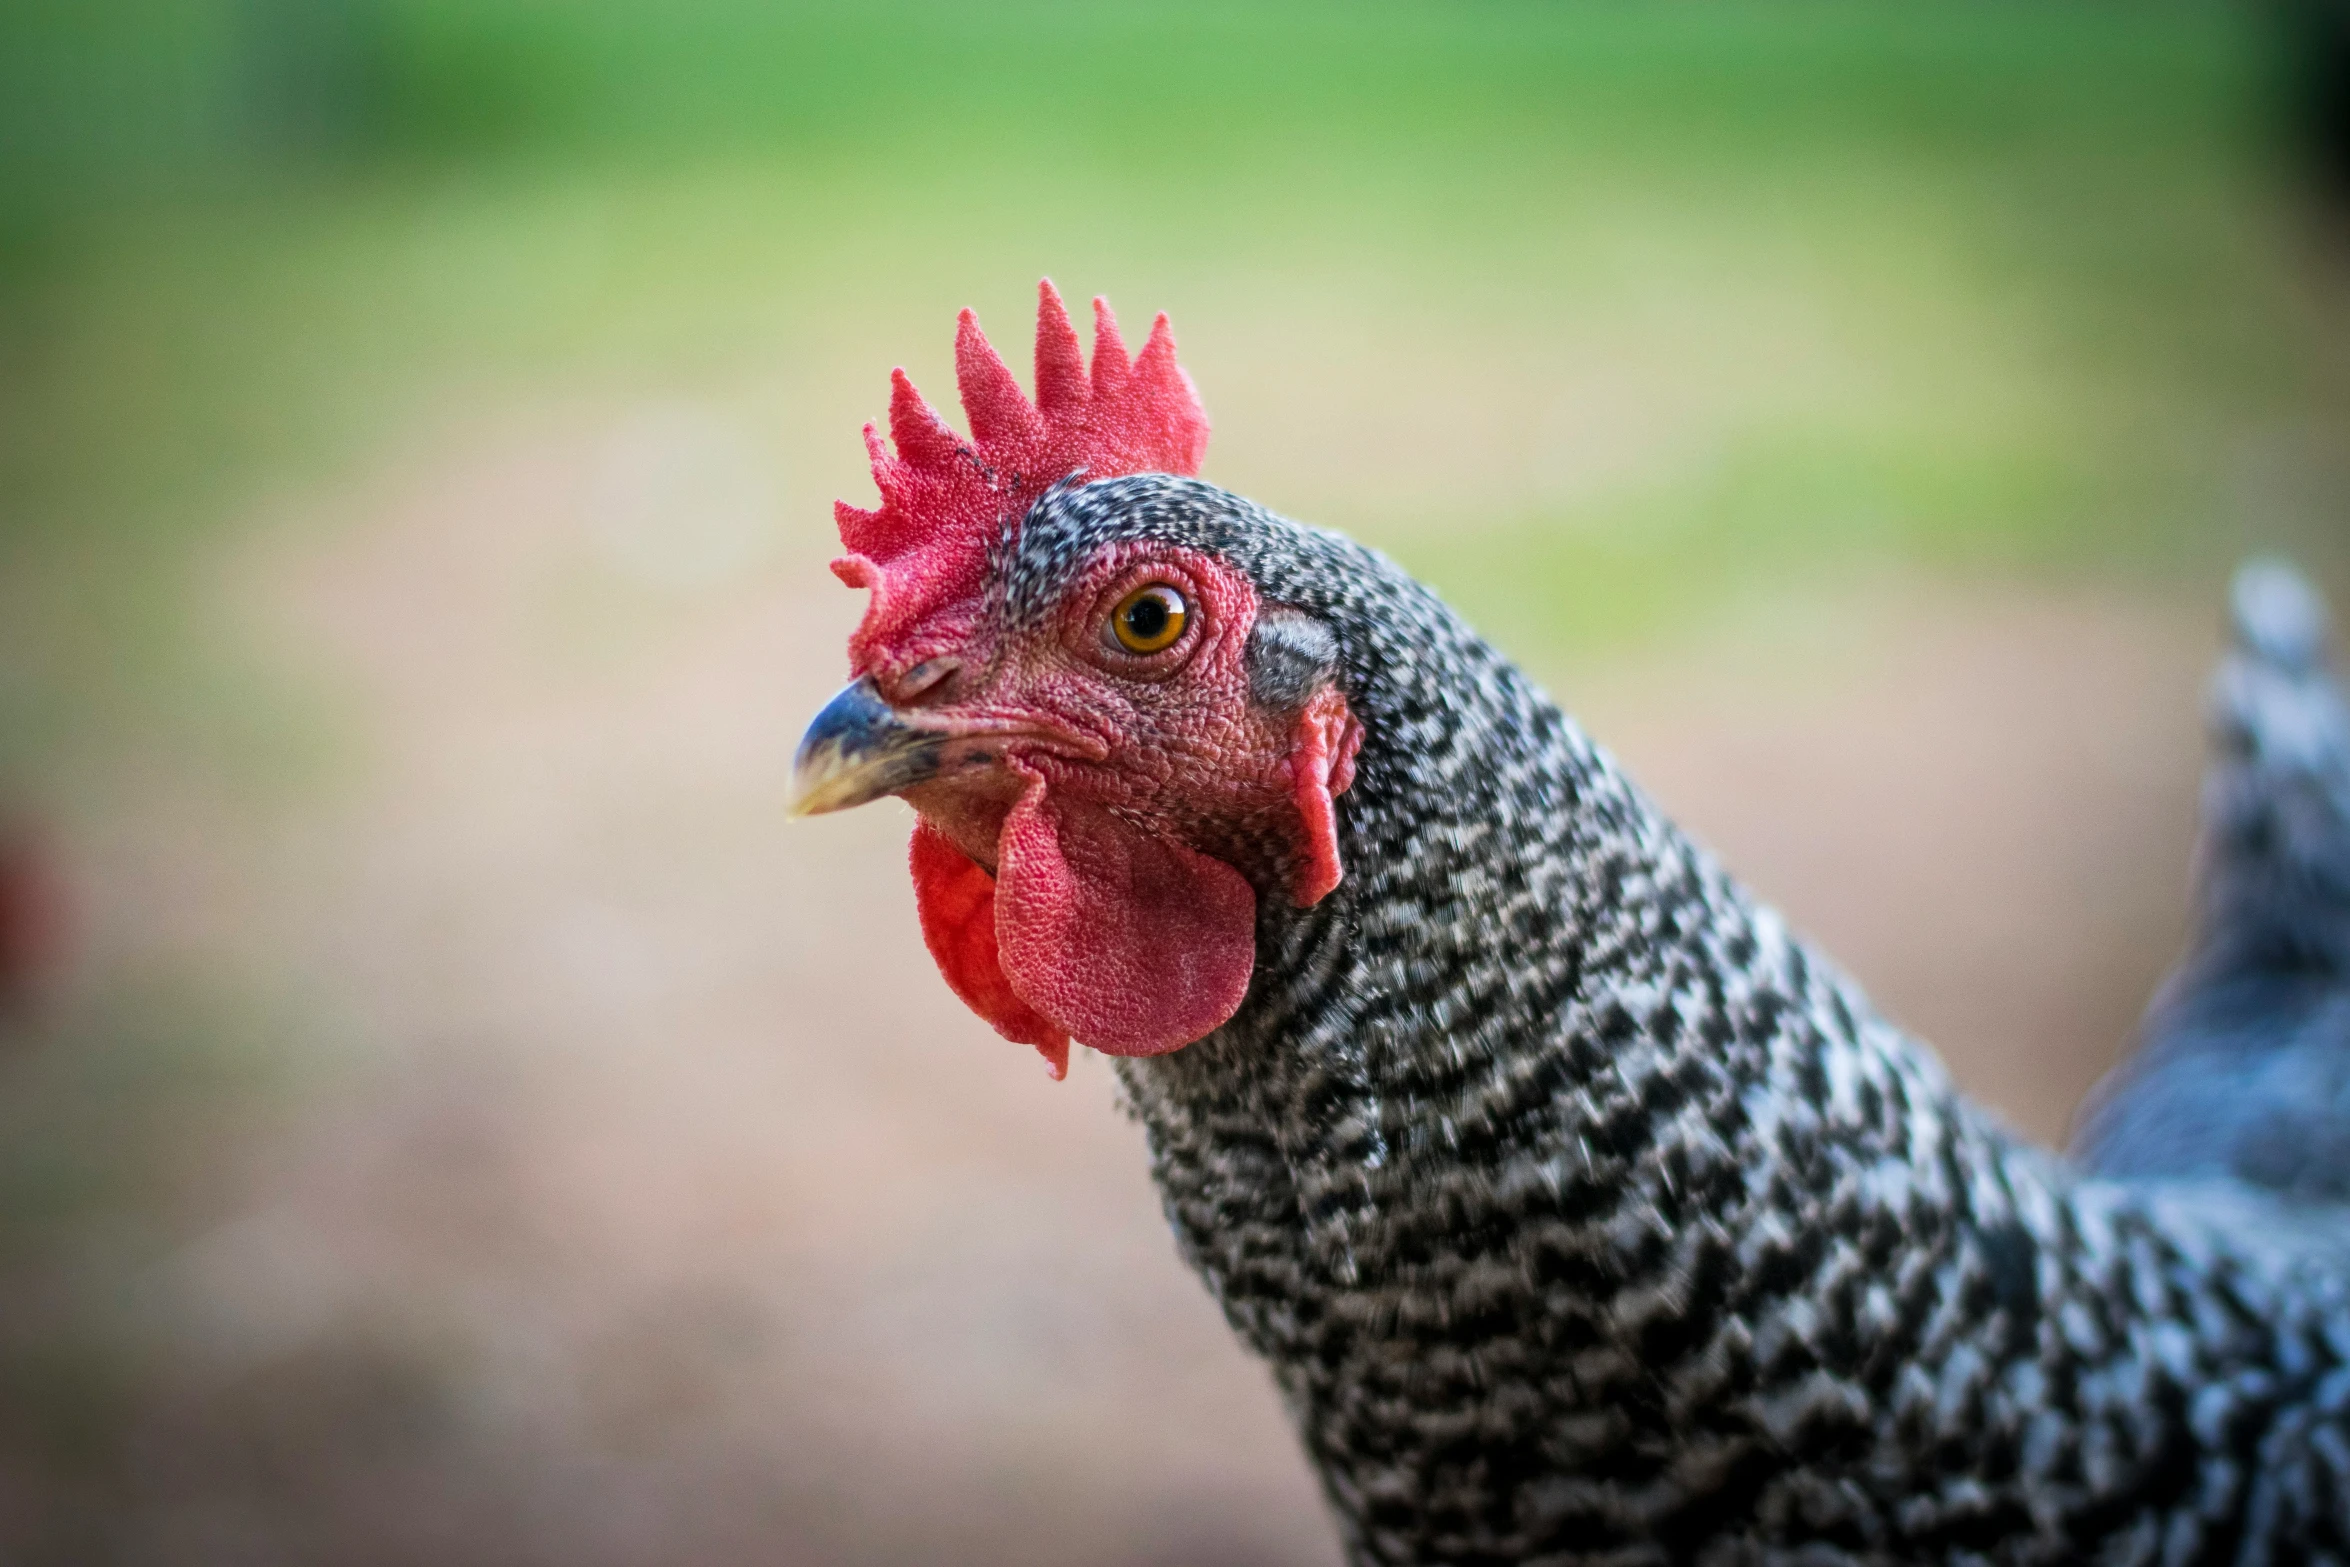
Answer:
[1287, 688, 1363, 908]
[909, 821, 1072, 1079]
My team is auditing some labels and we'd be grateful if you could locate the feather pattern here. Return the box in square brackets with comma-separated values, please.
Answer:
[999, 478, 2350, 1565]
[2076, 559, 2350, 1205]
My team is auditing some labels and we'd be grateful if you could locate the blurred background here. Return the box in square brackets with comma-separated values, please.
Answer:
[4, 2, 2350, 1562]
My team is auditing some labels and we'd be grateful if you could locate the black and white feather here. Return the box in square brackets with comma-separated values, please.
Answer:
[1006, 479, 2350, 1566]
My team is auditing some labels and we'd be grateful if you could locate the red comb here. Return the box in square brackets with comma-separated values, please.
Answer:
[833, 281, 1210, 671]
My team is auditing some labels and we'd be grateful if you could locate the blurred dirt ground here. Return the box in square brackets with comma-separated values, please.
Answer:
[0, 403, 2218, 1565]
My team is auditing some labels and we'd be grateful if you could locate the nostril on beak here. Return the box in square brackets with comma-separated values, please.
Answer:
[889, 658, 961, 706]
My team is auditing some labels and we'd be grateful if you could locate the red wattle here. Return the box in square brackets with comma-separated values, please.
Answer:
[994, 775, 1258, 1057]
[909, 820, 1071, 1078]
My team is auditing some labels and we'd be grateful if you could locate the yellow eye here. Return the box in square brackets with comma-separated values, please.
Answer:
[1110, 584, 1189, 654]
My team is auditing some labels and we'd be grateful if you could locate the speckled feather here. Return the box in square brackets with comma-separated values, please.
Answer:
[2076, 559, 2350, 1207]
[1000, 478, 2350, 1566]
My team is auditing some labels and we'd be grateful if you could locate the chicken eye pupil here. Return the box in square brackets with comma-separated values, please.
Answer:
[1111, 585, 1188, 654]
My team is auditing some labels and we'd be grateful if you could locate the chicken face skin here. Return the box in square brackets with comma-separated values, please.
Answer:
[793, 525, 1360, 1070]
[891, 546, 1308, 891]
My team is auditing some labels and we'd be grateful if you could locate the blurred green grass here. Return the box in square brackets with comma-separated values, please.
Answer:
[0, 0, 2343, 769]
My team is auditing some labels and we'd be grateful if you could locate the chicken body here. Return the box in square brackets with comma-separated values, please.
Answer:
[795, 286, 2350, 1562]
[1000, 480, 2350, 1564]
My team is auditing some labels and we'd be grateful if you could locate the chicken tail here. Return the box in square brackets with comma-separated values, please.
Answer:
[2186, 557, 2350, 979]
[2072, 557, 2350, 1198]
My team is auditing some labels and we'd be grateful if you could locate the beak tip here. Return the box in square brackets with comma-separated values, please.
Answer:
[782, 785, 839, 820]
[786, 677, 941, 821]
[784, 739, 857, 819]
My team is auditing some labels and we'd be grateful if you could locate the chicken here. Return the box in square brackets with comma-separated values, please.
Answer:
[2075, 560, 2350, 1205]
[789, 282, 2350, 1564]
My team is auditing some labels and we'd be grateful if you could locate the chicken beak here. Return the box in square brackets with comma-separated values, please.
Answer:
[787, 675, 946, 818]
